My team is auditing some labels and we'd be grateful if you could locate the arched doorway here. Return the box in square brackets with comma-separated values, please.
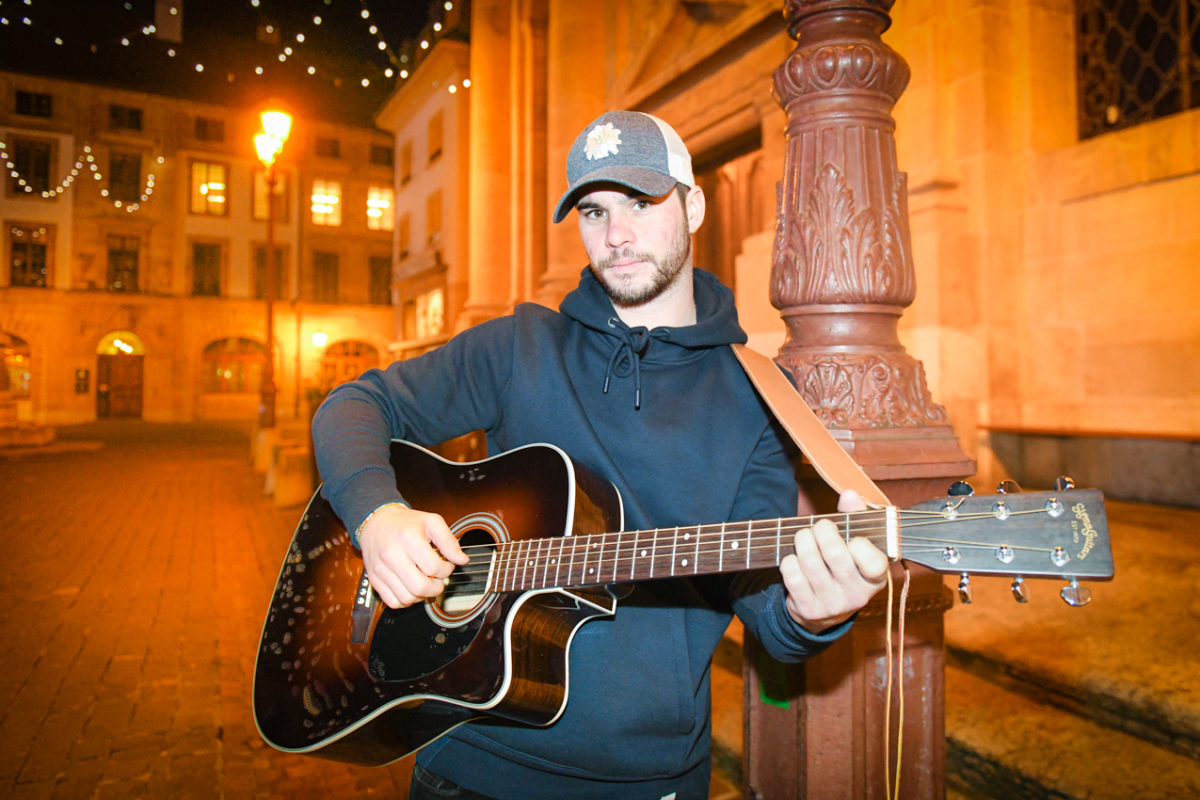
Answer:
[0, 331, 31, 397]
[96, 331, 146, 418]
[319, 340, 380, 391]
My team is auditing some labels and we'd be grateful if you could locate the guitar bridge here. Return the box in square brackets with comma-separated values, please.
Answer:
[351, 569, 375, 643]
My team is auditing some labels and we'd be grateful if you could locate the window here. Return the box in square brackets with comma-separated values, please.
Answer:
[400, 141, 413, 184]
[398, 213, 411, 259]
[252, 169, 289, 222]
[367, 186, 394, 231]
[426, 189, 442, 243]
[253, 245, 287, 300]
[315, 137, 341, 158]
[202, 337, 265, 393]
[370, 144, 394, 166]
[310, 180, 341, 226]
[109, 152, 142, 203]
[1077, 0, 1200, 138]
[15, 90, 52, 118]
[109, 104, 143, 131]
[428, 112, 444, 162]
[194, 116, 225, 142]
[312, 250, 339, 302]
[192, 242, 222, 296]
[190, 161, 228, 216]
[369, 256, 392, 305]
[8, 223, 53, 288]
[7, 138, 52, 196]
[402, 287, 445, 339]
[106, 235, 139, 292]
[319, 340, 379, 389]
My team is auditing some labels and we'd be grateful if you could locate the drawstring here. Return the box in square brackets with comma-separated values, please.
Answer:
[602, 318, 665, 410]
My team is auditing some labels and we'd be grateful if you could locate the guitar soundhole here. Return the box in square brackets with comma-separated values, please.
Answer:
[428, 526, 497, 627]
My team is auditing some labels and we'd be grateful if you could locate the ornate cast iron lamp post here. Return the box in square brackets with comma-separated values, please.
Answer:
[742, 2, 975, 797]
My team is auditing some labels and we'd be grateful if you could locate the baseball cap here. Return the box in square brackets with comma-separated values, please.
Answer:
[552, 110, 695, 223]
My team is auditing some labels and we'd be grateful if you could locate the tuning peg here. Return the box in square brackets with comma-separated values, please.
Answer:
[1053, 475, 1076, 491]
[1060, 578, 1092, 607]
[996, 479, 1022, 494]
[957, 573, 973, 604]
[947, 480, 974, 497]
[1010, 576, 1029, 603]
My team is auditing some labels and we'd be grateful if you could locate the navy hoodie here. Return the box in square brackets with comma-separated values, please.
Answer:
[312, 268, 849, 800]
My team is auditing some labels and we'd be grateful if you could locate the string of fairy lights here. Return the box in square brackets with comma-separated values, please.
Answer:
[0, 140, 164, 213]
[0, 0, 465, 94]
[3, 0, 472, 214]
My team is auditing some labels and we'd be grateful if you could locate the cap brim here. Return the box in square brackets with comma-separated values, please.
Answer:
[552, 166, 680, 223]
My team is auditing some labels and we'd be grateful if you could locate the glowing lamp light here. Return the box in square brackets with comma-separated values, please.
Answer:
[255, 133, 283, 166]
[311, 332, 328, 348]
[260, 110, 293, 143]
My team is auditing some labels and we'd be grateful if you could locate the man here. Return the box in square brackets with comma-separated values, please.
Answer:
[312, 110, 888, 800]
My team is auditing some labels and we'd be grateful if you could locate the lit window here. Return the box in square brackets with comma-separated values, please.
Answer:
[310, 180, 341, 226]
[190, 161, 228, 216]
[367, 186, 394, 231]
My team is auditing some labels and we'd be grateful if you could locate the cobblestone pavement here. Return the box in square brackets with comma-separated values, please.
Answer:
[0, 422, 414, 799]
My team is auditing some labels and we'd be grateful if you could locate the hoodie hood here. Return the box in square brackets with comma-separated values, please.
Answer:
[559, 267, 747, 408]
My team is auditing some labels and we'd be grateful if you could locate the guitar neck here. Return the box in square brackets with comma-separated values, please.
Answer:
[484, 489, 1114, 592]
[490, 513, 862, 593]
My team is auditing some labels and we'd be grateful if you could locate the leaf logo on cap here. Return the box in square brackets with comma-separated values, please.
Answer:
[584, 123, 621, 160]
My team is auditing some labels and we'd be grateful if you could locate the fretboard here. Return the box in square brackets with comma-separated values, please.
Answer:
[488, 517, 826, 593]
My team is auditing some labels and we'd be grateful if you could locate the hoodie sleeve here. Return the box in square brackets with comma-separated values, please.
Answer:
[724, 418, 854, 663]
[311, 316, 515, 539]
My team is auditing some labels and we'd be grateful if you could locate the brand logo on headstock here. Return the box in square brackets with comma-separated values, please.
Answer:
[1072, 502, 1097, 559]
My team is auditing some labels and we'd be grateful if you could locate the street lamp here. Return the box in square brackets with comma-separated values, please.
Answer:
[254, 108, 291, 429]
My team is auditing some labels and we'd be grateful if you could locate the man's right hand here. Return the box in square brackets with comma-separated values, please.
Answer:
[358, 504, 469, 608]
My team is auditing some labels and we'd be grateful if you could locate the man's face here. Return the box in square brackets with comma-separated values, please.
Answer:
[576, 186, 697, 309]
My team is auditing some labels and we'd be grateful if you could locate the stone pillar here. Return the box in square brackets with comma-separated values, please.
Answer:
[743, 2, 974, 798]
[458, 0, 548, 329]
[537, 0, 609, 308]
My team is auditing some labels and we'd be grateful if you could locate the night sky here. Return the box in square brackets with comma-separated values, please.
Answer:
[0, 0, 446, 125]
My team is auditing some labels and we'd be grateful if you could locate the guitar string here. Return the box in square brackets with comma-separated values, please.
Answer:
[440, 509, 1060, 584]
[446, 505, 1054, 563]
[432, 509, 1064, 591]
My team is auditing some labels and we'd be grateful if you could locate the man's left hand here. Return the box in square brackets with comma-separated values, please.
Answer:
[779, 489, 890, 634]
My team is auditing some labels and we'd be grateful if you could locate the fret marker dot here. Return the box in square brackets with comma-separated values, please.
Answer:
[550, 558, 556, 564]
[684, 533, 691, 540]
[681, 558, 689, 567]
[641, 549, 648, 557]
[731, 542, 739, 549]
[588, 568, 594, 574]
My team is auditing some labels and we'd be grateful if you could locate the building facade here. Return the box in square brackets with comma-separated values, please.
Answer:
[0, 71, 396, 425]
[375, 38, 472, 359]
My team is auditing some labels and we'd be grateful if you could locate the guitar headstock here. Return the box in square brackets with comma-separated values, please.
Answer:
[898, 489, 1114, 588]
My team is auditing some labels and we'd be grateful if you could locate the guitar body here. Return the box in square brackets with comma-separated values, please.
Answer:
[252, 441, 624, 766]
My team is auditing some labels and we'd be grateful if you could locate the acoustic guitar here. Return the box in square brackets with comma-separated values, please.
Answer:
[252, 439, 1113, 766]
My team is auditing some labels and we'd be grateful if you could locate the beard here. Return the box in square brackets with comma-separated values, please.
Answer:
[589, 215, 691, 308]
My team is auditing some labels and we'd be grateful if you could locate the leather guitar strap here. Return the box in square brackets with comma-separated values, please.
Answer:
[730, 343, 891, 510]
[731, 342, 907, 800]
